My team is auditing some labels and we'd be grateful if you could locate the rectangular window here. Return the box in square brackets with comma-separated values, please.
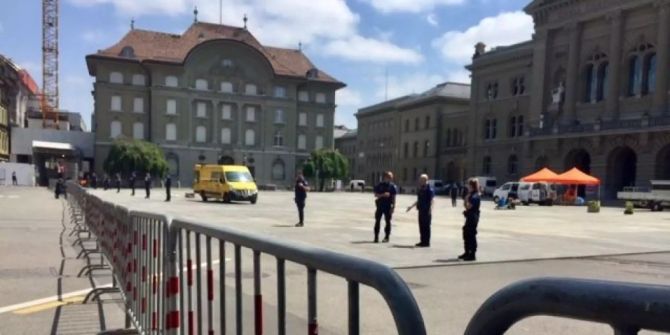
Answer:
[315, 136, 324, 149]
[221, 82, 233, 93]
[316, 114, 324, 127]
[298, 113, 307, 126]
[517, 116, 524, 137]
[403, 142, 409, 158]
[221, 105, 232, 120]
[133, 122, 144, 140]
[298, 90, 309, 102]
[166, 99, 177, 115]
[165, 75, 178, 87]
[111, 96, 122, 112]
[133, 97, 144, 113]
[274, 109, 285, 124]
[484, 120, 490, 139]
[425, 116, 430, 129]
[109, 72, 123, 84]
[404, 119, 409, 132]
[492, 119, 497, 139]
[196, 102, 207, 118]
[315, 93, 326, 104]
[110, 121, 122, 138]
[245, 84, 257, 95]
[246, 106, 256, 122]
[132, 74, 145, 86]
[165, 123, 177, 141]
[274, 86, 286, 98]
[221, 128, 232, 144]
[195, 79, 208, 90]
[298, 134, 307, 150]
[424, 140, 430, 157]
[414, 118, 419, 131]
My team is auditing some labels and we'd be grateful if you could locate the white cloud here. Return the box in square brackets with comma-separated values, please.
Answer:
[426, 13, 439, 27]
[323, 36, 423, 64]
[432, 11, 533, 64]
[374, 72, 445, 100]
[81, 30, 106, 43]
[337, 88, 363, 107]
[446, 69, 471, 83]
[67, 0, 188, 16]
[360, 0, 464, 13]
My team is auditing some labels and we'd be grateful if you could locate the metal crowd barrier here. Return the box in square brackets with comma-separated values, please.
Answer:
[465, 278, 670, 335]
[65, 182, 426, 335]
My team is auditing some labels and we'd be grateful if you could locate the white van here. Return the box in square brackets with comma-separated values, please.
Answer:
[519, 182, 556, 205]
[427, 180, 445, 194]
[472, 176, 497, 196]
[348, 180, 366, 192]
[493, 182, 520, 202]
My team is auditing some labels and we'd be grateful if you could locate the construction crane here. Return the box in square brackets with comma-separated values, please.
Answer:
[42, 0, 59, 129]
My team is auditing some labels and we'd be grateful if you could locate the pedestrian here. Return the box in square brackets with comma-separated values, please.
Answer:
[165, 174, 172, 202]
[144, 172, 151, 199]
[460, 178, 481, 261]
[450, 182, 459, 207]
[91, 172, 98, 189]
[55, 178, 63, 199]
[11, 171, 17, 186]
[406, 174, 435, 247]
[129, 171, 136, 196]
[115, 173, 121, 193]
[373, 171, 397, 243]
[294, 170, 309, 227]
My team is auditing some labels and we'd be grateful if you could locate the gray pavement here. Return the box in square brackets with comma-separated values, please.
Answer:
[1, 187, 670, 334]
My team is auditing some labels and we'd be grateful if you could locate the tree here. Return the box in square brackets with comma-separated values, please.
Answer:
[302, 149, 349, 191]
[103, 140, 169, 177]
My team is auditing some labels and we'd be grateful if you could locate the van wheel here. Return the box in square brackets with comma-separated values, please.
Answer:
[200, 191, 208, 202]
[250, 195, 257, 204]
[493, 196, 500, 203]
[652, 202, 663, 212]
[223, 193, 231, 204]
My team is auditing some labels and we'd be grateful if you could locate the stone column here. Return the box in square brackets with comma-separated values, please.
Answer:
[528, 28, 550, 128]
[654, 1, 670, 114]
[563, 22, 582, 123]
[605, 10, 623, 120]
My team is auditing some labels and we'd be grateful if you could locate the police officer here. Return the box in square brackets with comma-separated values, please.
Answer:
[373, 171, 397, 243]
[165, 174, 172, 202]
[460, 178, 481, 261]
[115, 173, 121, 193]
[294, 171, 309, 227]
[129, 171, 136, 196]
[91, 172, 98, 189]
[103, 174, 110, 190]
[450, 182, 459, 207]
[144, 172, 151, 199]
[407, 174, 434, 247]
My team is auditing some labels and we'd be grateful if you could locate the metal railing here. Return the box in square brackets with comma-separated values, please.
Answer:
[465, 278, 670, 335]
[65, 182, 426, 335]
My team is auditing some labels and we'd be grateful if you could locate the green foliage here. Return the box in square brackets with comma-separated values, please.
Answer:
[624, 201, 634, 215]
[302, 149, 349, 191]
[103, 140, 169, 177]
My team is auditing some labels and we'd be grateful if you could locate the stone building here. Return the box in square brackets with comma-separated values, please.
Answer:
[334, 128, 357, 180]
[86, 21, 344, 186]
[467, 0, 670, 199]
[355, 83, 470, 190]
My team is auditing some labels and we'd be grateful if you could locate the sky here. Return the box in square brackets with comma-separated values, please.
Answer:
[0, 0, 535, 129]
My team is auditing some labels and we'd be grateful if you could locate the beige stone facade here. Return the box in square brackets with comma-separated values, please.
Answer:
[468, 0, 670, 199]
[355, 83, 470, 190]
[87, 22, 344, 186]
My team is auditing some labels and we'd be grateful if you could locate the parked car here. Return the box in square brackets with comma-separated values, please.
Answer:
[348, 179, 366, 192]
[493, 182, 520, 203]
[472, 176, 497, 196]
[518, 182, 556, 206]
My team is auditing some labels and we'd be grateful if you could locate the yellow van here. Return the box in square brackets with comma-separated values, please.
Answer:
[193, 165, 258, 204]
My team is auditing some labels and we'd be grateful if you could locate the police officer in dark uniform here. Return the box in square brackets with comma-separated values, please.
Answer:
[165, 174, 172, 202]
[115, 173, 121, 193]
[450, 182, 459, 207]
[294, 171, 309, 227]
[373, 171, 397, 243]
[144, 172, 151, 199]
[460, 178, 481, 261]
[91, 172, 98, 189]
[407, 174, 435, 247]
[129, 171, 136, 196]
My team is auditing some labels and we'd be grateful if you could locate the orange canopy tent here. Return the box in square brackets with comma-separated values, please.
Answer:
[553, 167, 600, 185]
[521, 168, 559, 182]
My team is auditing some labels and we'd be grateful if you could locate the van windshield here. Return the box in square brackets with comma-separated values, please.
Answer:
[486, 180, 496, 187]
[225, 171, 253, 182]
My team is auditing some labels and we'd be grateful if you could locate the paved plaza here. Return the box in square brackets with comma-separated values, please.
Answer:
[1, 187, 669, 334]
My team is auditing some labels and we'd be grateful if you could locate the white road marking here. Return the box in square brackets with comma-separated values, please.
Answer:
[0, 257, 232, 315]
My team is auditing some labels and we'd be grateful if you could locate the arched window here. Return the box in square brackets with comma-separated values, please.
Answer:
[482, 156, 492, 175]
[245, 129, 255, 146]
[597, 62, 608, 101]
[110, 121, 122, 139]
[221, 81, 233, 93]
[165, 75, 178, 87]
[132, 122, 144, 140]
[645, 53, 657, 94]
[220, 128, 231, 144]
[272, 159, 285, 181]
[195, 126, 207, 143]
[109, 72, 123, 84]
[273, 131, 283, 147]
[508, 155, 519, 175]
[629, 56, 642, 96]
[165, 123, 177, 141]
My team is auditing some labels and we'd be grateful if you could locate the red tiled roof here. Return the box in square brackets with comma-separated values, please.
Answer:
[88, 22, 342, 85]
[18, 70, 39, 95]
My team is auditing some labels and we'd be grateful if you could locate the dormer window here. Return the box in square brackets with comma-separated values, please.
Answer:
[306, 68, 318, 79]
[120, 46, 135, 58]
